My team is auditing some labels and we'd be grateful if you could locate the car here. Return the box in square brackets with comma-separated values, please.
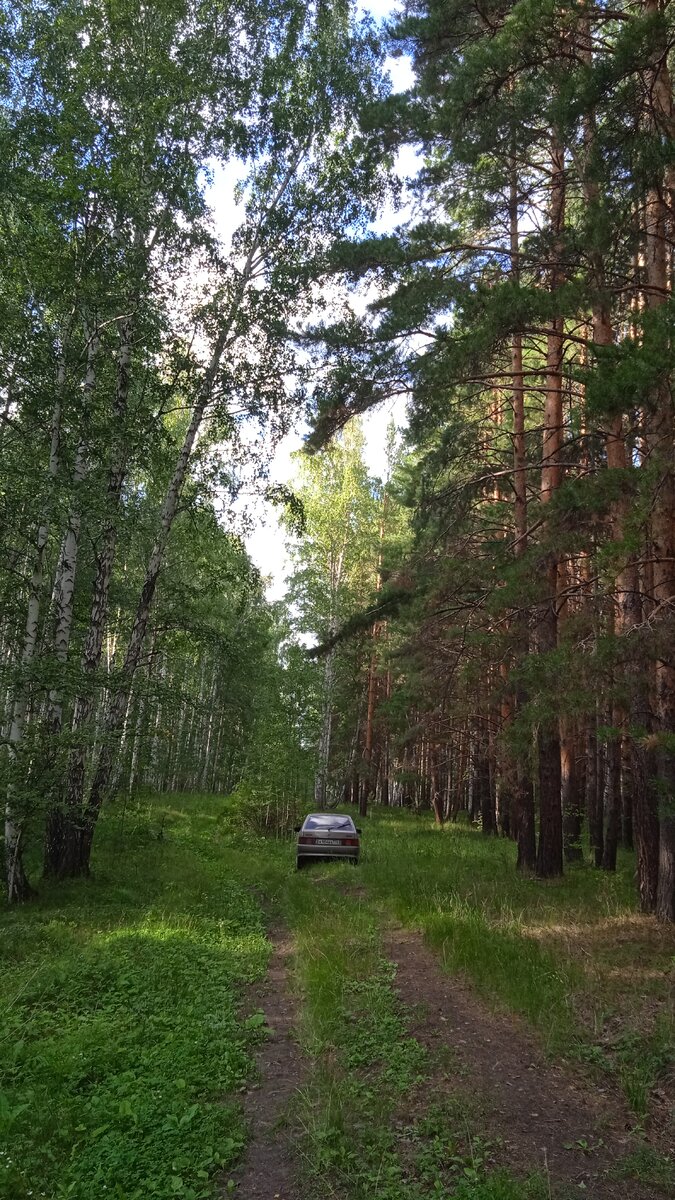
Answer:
[295, 812, 361, 869]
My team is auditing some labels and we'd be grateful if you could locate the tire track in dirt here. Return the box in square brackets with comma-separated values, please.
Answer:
[384, 925, 670, 1199]
[230, 928, 304, 1200]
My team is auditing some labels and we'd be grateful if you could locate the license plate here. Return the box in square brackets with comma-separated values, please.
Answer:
[317, 838, 341, 846]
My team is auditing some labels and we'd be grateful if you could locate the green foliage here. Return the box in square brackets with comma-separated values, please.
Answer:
[611, 1145, 675, 1192]
[0, 0, 391, 894]
[3, 797, 669, 1199]
[296, 0, 675, 919]
[0, 795, 271, 1200]
[281, 812, 670, 1194]
[228, 778, 310, 839]
[286, 864, 546, 1200]
[285, 421, 411, 799]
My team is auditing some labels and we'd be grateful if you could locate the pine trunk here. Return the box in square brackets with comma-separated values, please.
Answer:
[535, 132, 566, 879]
[561, 719, 583, 862]
[643, 1, 675, 919]
[585, 715, 603, 867]
[509, 163, 537, 871]
[601, 737, 620, 872]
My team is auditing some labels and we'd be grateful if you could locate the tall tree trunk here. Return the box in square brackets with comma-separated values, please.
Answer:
[478, 741, 496, 835]
[620, 735, 633, 849]
[579, 13, 641, 879]
[46, 326, 99, 737]
[45, 315, 134, 876]
[362, 504, 385, 816]
[561, 719, 583, 862]
[601, 618, 621, 874]
[199, 663, 218, 792]
[62, 334, 227, 875]
[498, 666, 513, 838]
[5, 385, 62, 901]
[643, 0, 675, 920]
[48, 210, 272, 875]
[362, 647, 378, 815]
[209, 716, 225, 794]
[379, 666, 391, 806]
[430, 742, 444, 826]
[315, 639, 336, 809]
[536, 133, 565, 879]
[41, 324, 100, 873]
[586, 712, 603, 867]
[509, 158, 537, 871]
[601, 735, 621, 872]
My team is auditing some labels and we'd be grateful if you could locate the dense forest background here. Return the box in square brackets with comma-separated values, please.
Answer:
[2, 0, 675, 924]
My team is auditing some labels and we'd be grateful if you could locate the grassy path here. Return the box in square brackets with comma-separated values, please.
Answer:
[1, 795, 673, 1199]
[283, 872, 672, 1200]
[233, 927, 305, 1199]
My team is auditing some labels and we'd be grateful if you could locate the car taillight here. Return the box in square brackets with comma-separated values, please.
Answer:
[345, 838, 358, 846]
[298, 835, 316, 845]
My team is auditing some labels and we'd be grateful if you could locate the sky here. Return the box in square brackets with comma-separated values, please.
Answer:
[207, 1, 415, 600]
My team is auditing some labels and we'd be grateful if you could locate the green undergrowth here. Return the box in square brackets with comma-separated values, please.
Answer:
[3, 795, 672, 1200]
[356, 814, 610, 1049]
[285, 867, 547, 1200]
[353, 809, 674, 1115]
[610, 1144, 675, 1192]
[0, 794, 287, 1200]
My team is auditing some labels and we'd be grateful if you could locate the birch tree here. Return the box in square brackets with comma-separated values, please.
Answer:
[0, 0, 387, 893]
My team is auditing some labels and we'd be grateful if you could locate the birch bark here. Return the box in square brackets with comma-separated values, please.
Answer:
[41, 327, 99, 874]
[5, 384, 62, 901]
[46, 310, 135, 875]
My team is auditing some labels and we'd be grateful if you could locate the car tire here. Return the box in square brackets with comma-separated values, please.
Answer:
[296, 857, 305, 871]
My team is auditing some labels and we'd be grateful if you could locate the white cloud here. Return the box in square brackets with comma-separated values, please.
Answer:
[244, 387, 407, 602]
[357, 0, 403, 21]
[245, 430, 302, 601]
[385, 53, 415, 94]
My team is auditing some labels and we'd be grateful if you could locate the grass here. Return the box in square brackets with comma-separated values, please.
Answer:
[610, 1145, 675, 1192]
[280, 810, 673, 1195]
[2, 795, 673, 1199]
[353, 809, 675, 1110]
[285, 868, 547, 1200]
[0, 795, 286, 1200]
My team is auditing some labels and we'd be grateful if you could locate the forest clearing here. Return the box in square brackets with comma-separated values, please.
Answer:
[2, 0, 675, 1197]
[1, 795, 673, 1199]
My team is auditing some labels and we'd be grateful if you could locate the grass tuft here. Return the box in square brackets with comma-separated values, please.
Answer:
[0, 794, 284, 1200]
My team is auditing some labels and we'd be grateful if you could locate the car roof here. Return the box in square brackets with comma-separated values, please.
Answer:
[302, 812, 355, 823]
[305, 812, 351, 818]
[304, 812, 353, 819]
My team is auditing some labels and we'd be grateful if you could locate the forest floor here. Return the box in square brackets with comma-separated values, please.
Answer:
[1, 796, 673, 1200]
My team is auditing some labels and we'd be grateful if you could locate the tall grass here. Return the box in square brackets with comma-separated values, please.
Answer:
[356, 810, 674, 1106]
[0, 795, 282, 1200]
[2, 796, 671, 1200]
[285, 864, 547, 1200]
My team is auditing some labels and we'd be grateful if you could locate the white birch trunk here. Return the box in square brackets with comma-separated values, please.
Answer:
[5, 384, 62, 901]
[78, 162, 303, 862]
[47, 329, 99, 735]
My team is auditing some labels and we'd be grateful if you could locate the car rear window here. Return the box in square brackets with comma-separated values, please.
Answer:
[305, 815, 355, 830]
